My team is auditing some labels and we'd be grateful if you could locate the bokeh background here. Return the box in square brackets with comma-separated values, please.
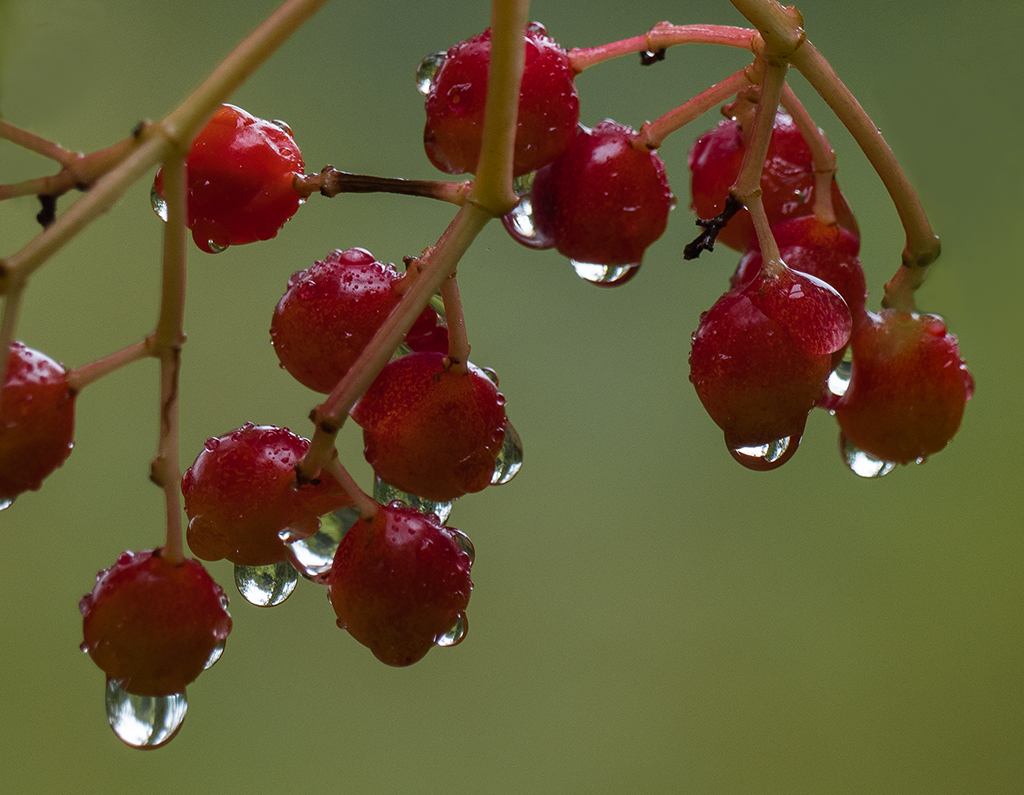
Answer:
[1, 0, 1021, 792]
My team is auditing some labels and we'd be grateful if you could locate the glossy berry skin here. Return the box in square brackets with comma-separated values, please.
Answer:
[689, 286, 832, 463]
[153, 104, 304, 253]
[0, 342, 76, 504]
[182, 424, 352, 565]
[424, 23, 579, 177]
[329, 503, 473, 667]
[351, 351, 507, 502]
[688, 110, 858, 253]
[270, 248, 444, 394]
[80, 549, 232, 697]
[523, 120, 673, 267]
[835, 310, 974, 464]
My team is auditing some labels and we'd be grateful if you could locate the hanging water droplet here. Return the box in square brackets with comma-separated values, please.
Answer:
[233, 560, 298, 607]
[202, 640, 226, 671]
[841, 435, 895, 478]
[206, 240, 228, 254]
[105, 679, 187, 749]
[0, 498, 12, 512]
[512, 172, 535, 196]
[491, 421, 523, 485]
[286, 506, 361, 581]
[373, 476, 452, 523]
[506, 197, 539, 240]
[449, 529, 475, 566]
[728, 436, 795, 471]
[415, 51, 447, 95]
[150, 184, 168, 221]
[570, 260, 641, 287]
[435, 613, 467, 647]
[828, 349, 853, 397]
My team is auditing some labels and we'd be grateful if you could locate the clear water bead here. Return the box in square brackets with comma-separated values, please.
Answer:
[571, 260, 640, 287]
[730, 437, 791, 467]
[450, 529, 475, 566]
[0, 498, 12, 512]
[415, 51, 446, 95]
[233, 560, 298, 607]
[202, 640, 226, 671]
[105, 679, 187, 749]
[491, 422, 523, 485]
[286, 506, 361, 581]
[373, 476, 452, 523]
[149, 184, 168, 221]
[436, 613, 467, 647]
[841, 436, 895, 478]
[827, 349, 853, 397]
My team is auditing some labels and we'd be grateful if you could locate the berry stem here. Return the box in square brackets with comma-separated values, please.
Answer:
[568, 23, 756, 72]
[440, 274, 470, 374]
[66, 339, 152, 392]
[779, 82, 837, 225]
[323, 457, 378, 520]
[727, 0, 805, 59]
[0, 282, 26, 397]
[295, 167, 471, 205]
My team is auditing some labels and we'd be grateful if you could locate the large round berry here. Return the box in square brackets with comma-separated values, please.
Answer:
[519, 120, 673, 268]
[350, 351, 507, 502]
[834, 310, 973, 464]
[153, 104, 304, 253]
[329, 503, 473, 666]
[0, 341, 76, 504]
[80, 549, 232, 697]
[182, 424, 352, 565]
[688, 109, 858, 253]
[423, 23, 579, 177]
[270, 248, 444, 394]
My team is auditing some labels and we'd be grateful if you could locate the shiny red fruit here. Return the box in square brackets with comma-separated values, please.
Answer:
[351, 351, 507, 502]
[0, 342, 76, 504]
[182, 424, 352, 565]
[153, 104, 304, 253]
[688, 109, 858, 253]
[80, 549, 232, 697]
[329, 503, 473, 666]
[835, 310, 974, 464]
[423, 23, 579, 177]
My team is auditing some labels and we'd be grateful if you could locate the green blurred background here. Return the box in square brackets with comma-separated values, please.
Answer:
[1, 0, 1021, 792]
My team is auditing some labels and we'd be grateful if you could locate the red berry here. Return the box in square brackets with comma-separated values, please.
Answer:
[513, 120, 672, 273]
[834, 310, 973, 465]
[270, 248, 444, 394]
[329, 503, 473, 666]
[423, 23, 579, 177]
[688, 108, 858, 253]
[153, 104, 304, 253]
[182, 424, 352, 565]
[351, 351, 508, 502]
[0, 342, 76, 505]
[80, 549, 232, 697]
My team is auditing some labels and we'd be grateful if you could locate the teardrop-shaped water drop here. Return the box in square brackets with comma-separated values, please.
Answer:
[150, 184, 168, 222]
[502, 195, 555, 250]
[570, 260, 640, 288]
[435, 613, 467, 647]
[491, 421, 523, 485]
[512, 172, 534, 196]
[728, 436, 796, 471]
[202, 640, 226, 671]
[105, 679, 187, 749]
[373, 476, 452, 523]
[827, 348, 853, 398]
[840, 435, 895, 478]
[415, 51, 446, 95]
[206, 240, 228, 254]
[449, 529, 475, 566]
[233, 560, 298, 607]
[286, 506, 361, 581]
[0, 498, 12, 512]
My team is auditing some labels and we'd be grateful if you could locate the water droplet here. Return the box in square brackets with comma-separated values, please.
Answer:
[571, 260, 640, 287]
[526, 21, 547, 36]
[150, 184, 168, 221]
[435, 613, 467, 647]
[502, 195, 556, 250]
[202, 640, 226, 671]
[0, 498, 12, 512]
[415, 51, 446, 95]
[449, 529, 475, 566]
[105, 679, 187, 749]
[827, 349, 853, 397]
[841, 435, 895, 478]
[206, 240, 228, 254]
[373, 476, 452, 523]
[233, 561, 298, 607]
[480, 367, 499, 385]
[491, 421, 523, 485]
[270, 119, 293, 136]
[286, 506, 361, 581]
[728, 436, 796, 471]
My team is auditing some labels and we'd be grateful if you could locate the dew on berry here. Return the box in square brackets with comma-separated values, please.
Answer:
[728, 436, 797, 471]
[449, 530, 475, 566]
[491, 420, 523, 485]
[0, 499, 12, 512]
[233, 560, 298, 607]
[202, 640, 226, 671]
[435, 613, 468, 647]
[840, 435, 896, 479]
[105, 679, 187, 750]
[827, 348, 853, 398]
[502, 196, 556, 249]
[415, 51, 446, 96]
[570, 260, 641, 288]
[206, 240, 228, 254]
[149, 184, 168, 222]
[373, 475, 453, 524]
[286, 506, 361, 581]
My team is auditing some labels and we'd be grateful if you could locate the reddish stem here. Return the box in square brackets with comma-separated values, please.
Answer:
[569, 23, 756, 72]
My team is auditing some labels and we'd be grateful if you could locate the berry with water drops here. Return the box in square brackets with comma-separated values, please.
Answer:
[329, 502, 474, 666]
[509, 120, 672, 274]
[270, 248, 445, 393]
[0, 342, 76, 505]
[351, 351, 508, 502]
[80, 548, 232, 697]
[153, 104, 304, 253]
[182, 424, 352, 565]
[423, 23, 579, 177]
[834, 309, 973, 465]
